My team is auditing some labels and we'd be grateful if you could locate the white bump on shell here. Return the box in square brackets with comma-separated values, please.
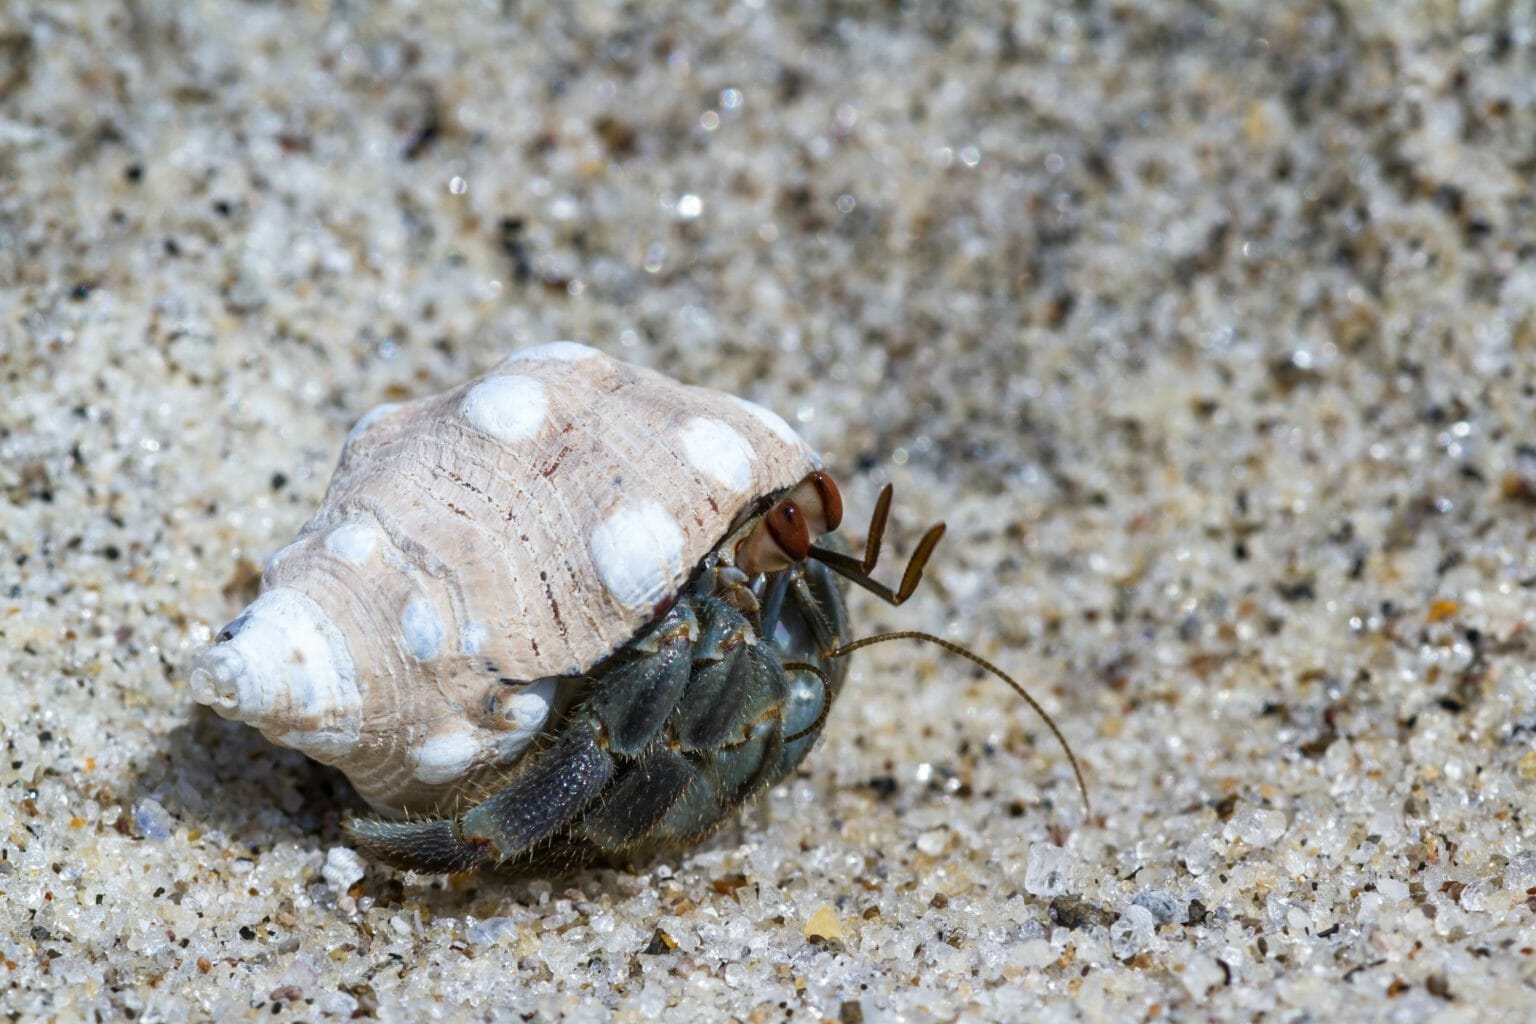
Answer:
[279, 725, 359, 761]
[324, 522, 379, 564]
[459, 621, 487, 655]
[680, 416, 756, 493]
[492, 677, 558, 760]
[729, 394, 813, 453]
[506, 341, 603, 363]
[263, 541, 302, 574]
[588, 500, 687, 612]
[401, 598, 444, 661]
[413, 724, 480, 785]
[461, 375, 548, 444]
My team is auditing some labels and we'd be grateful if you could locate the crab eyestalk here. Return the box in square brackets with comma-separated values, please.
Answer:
[735, 471, 844, 574]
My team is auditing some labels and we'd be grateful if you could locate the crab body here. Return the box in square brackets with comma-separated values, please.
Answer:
[191, 343, 862, 872]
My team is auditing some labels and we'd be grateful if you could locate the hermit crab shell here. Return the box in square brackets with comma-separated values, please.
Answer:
[190, 342, 820, 813]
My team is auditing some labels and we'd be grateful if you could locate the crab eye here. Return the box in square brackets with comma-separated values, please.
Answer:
[775, 470, 843, 537]
[765, 501, 811, 562]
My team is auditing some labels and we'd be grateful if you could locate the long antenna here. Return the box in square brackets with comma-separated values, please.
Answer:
[806, 481, 1090, 813]
[830, 631, 1091, 813]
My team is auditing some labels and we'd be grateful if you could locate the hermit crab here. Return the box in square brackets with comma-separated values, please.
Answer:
[190, 342, 1085, 874]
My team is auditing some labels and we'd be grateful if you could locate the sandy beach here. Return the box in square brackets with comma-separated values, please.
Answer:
[3, 3, 1534, 1020]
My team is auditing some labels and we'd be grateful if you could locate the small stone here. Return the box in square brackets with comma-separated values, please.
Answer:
[1518, 751, 1536, 780]
[915, 828, 949, 856]
[1503, 851, 1536, 891]
[1181, 953, 1226, 998]
[1110, 904, 1157, 959]
[1014, 938, 1055, 969]
[322, 847, 366, 896]
[1024, 842, 1071, 897]
[223, 274, 268, 313]
[316, 991, 360, 1017]
[1049, 895, 1115, 930]
[1459, 879, 1498, 913]
[804, 906, 843, 944]
[1132, 890, 1183, 925]
[1223, 807, 1287, 846]
[278, 954, 320, 993]
[641, 927, 678, 955]
[133, 798, 173, 841]
[465, 917, 519, 945]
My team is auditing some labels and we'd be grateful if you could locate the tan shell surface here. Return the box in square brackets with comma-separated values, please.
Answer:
[190, 342, 819, 811]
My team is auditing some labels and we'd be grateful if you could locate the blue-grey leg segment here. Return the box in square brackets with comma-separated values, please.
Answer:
[589, 604, 695, 757]
[575, 747, 693, 848]
[346, 816, 495, 874]
[458, 722, 615, 860]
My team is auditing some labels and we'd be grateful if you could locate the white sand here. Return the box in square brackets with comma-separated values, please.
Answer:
[3, 3, 1534, 1021]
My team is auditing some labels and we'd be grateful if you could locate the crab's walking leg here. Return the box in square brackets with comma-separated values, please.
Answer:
[346, 723, 616, 872]
[457, 722, 617, 858]
[574, 747, 694, 848]
[345, 817, 494, 874]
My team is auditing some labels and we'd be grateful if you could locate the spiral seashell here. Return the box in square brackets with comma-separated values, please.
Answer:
[190, 342, 820, 812]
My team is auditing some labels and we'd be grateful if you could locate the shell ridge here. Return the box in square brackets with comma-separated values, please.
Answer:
[593, 368, 685, 579]
[336, 461, 485, 653]
[513, 375, 605, 675]
[394, 413, 547, 675]
[545, 365, 664, 670]
[313, 492, 467, 802]
[658, 385, 798, 533]
[685, 377, 810, 490]
[330, 399, 425, 495]
[341, 478, 451, 581]
[616, 388, 723, 559]
[394, 435, 516, 660]
[713, 388, 815, 494]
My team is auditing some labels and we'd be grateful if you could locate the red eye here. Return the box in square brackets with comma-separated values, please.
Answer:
[765, 501, 811, 563]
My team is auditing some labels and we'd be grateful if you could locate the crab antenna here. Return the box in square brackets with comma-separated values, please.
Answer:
[809, 484, 947, 606]
[830, 631, 1091, 814]
[859, 482, 895, 572]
